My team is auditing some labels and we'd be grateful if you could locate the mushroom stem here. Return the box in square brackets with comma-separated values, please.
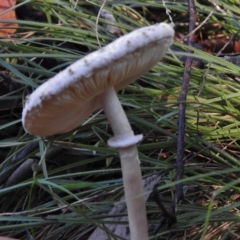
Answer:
[100, 86, 148, 240]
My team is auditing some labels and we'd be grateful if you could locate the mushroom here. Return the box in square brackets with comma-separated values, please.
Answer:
[22, 23, 174, 240]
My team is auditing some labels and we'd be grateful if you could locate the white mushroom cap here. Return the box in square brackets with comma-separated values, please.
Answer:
[22, 23, 174, 137]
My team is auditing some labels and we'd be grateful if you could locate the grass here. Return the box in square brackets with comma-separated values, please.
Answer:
[1, 0, 240, 239]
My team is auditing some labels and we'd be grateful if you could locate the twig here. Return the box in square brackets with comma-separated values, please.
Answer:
[95, 0, 107, 47]
[175, 0, 196, 206]
[153, 2, 197, 232]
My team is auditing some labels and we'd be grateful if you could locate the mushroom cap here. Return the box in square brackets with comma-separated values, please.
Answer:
[22, 23, 174, 137]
